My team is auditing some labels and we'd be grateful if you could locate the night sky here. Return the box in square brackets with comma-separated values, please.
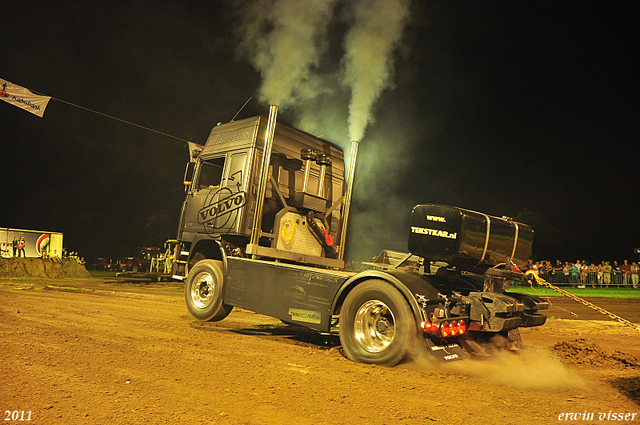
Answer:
[1, 1, 638, 265]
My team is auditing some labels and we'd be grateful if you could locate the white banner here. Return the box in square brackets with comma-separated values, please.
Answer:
[0, 78, 51, 117]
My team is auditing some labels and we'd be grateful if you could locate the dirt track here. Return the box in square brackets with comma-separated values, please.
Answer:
[1, 277, 639, 425]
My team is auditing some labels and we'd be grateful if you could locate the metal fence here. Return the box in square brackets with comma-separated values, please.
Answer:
[535, 270, 639, 288]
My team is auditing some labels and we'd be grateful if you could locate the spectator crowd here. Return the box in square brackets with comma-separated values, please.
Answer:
[521, 259, 639, 288]
[41, 247, 86, 266]
[349, 255, 639, 289]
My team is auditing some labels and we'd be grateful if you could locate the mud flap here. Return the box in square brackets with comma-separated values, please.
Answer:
[460, 329, 523, 357]
[425, 338, 468, 362]
[507, 328, 523, 349]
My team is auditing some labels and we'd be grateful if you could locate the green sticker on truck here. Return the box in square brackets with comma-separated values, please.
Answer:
[288, 308, 322, 324]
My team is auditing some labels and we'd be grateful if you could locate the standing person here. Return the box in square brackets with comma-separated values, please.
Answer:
[579, 261, 588, 287]
[597, 262, 604, 287]
[631, 262, 639, 289]
[554, 260, 563, 283]
[12, 237, 18, 257]
[544, 261, 553, 281]
[603, 261, 612, 287]
[574, 260, 581, 286]
[613, 261, 622, 286]
[589, 263, 598, 288]
[621, 260, 631, 286]
[16, 236, 26, 257]
[571, 263, 580, 284]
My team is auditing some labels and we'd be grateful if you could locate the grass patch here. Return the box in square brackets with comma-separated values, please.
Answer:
[507, 285, 640, 299]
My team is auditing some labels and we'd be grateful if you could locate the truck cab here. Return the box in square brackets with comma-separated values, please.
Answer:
[174, 114, 346, 278]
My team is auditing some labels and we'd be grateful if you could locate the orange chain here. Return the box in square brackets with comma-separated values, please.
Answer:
[525, 271, 640, 333]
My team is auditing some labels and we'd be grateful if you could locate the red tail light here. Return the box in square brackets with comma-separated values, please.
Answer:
[424, 319, 468, 338]
[441, 321, 451, 337]
[422, 321, 439, 334]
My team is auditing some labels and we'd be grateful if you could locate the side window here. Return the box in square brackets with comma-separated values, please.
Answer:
[226, 153, 246, 188]
[197, 157, 225, 189]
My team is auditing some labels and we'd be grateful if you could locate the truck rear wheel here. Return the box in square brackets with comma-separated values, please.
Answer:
[185, 259, 233, 322]
[339, 280, 416, 366]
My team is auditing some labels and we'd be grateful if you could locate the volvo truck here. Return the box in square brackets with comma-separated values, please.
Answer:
[172, 106, 548, 366]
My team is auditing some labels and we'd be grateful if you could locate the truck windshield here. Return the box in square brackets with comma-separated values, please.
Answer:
[197, 157, 225, 189]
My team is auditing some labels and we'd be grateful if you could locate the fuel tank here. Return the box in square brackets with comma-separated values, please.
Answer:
[407, 204, 533, 271]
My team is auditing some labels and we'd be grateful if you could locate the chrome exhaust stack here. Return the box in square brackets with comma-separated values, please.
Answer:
[249, 105, 278, 251]
[300, 148, 317, 193]
[316, 154, 331, 198]
[338, 140, 359, 260]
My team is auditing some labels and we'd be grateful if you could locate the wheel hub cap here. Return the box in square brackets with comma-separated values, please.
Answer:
[191, 272, 215, 308]
[354, 300, 395, 353]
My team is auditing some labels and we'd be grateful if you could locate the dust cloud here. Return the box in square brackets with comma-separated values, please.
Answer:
[408, 345, 586, 390]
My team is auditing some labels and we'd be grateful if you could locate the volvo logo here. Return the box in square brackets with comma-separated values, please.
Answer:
[198, 188, 247, 237]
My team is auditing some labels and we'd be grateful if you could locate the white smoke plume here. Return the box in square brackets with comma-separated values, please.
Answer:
[237, 0, 411, 143]
[342, 0, 410, 142]
[237, 0, 337, 109]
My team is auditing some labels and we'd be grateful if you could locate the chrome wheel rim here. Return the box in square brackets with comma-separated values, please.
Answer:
[191, 272, 215, 309]
[354, 300, 395, 353]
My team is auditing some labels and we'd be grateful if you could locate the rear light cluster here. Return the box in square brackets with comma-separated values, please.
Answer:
[421, 319, 467, 338]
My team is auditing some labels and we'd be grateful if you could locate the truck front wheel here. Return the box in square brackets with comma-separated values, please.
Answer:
[185, 259, 233, 321]
[339, 280, 417, 366]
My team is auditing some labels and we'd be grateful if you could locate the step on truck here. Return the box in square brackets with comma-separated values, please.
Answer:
[172, 106, 549, 366]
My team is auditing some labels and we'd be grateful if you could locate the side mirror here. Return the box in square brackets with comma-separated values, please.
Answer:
[183, 162, 196, 189]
